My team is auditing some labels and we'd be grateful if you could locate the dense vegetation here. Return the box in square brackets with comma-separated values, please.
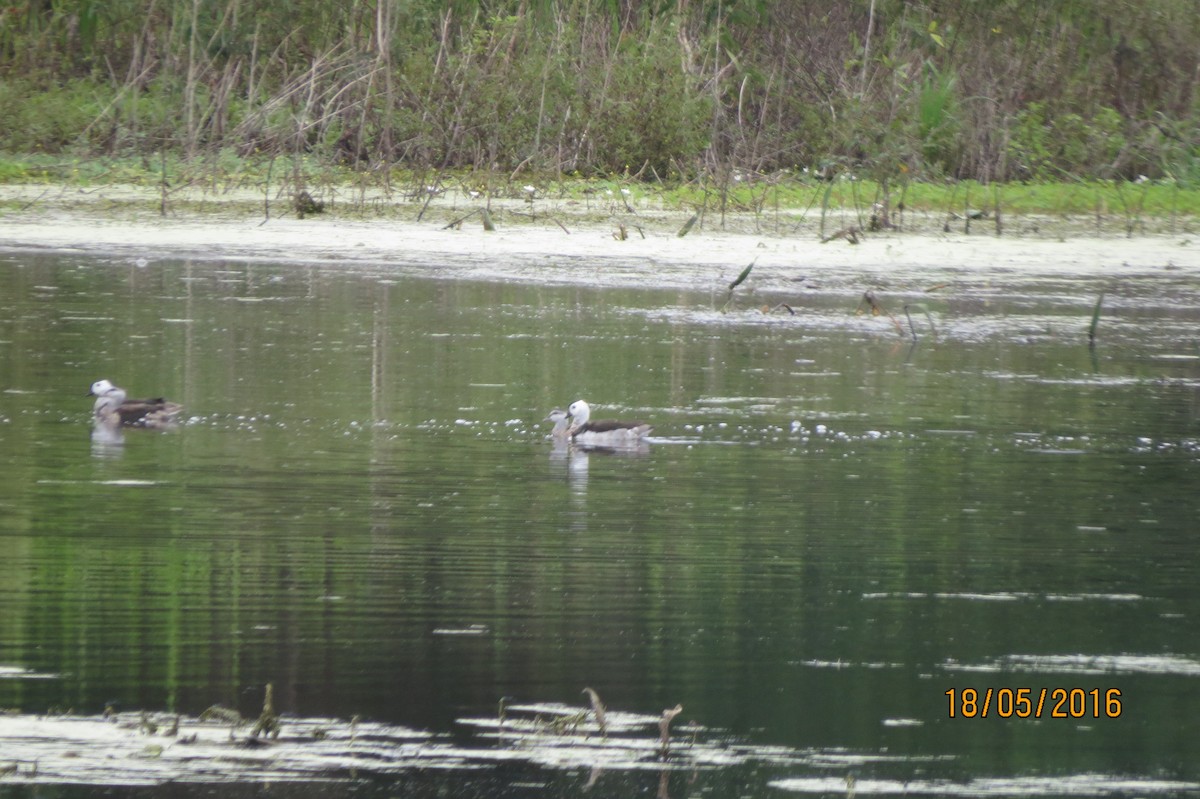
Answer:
[1, 0, 1198, 189]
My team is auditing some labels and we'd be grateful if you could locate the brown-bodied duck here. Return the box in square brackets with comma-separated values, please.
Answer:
[88, 379, 182, 429]
[565, 399, 652, 445]
[545, 408, 571, 439]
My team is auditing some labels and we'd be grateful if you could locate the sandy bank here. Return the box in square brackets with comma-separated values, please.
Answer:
[1, 184, 1197, 292]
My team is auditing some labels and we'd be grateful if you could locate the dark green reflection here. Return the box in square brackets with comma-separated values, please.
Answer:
[0, 253, 1197, 791]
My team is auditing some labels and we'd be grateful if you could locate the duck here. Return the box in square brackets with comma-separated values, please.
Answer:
[88, 379, 182, 429]
[545, 408, 571, 439]
[565, 399, 652, 445]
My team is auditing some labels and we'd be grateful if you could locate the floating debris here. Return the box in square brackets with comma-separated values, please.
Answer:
[11, 703, 1152, 793]
[0, 711, 437, 786]
[821, 225, 861, 244]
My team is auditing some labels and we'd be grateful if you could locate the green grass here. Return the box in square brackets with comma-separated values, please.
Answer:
[2, 151, 1199, 219]
[664, 175, 1200, 218]
[661, 175, 1200, 217]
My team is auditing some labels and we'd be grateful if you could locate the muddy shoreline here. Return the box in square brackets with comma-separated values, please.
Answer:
[1, 184, 1197, 293]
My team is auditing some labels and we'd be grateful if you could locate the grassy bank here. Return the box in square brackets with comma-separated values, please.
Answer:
[2, 151, 1198, 240]
[1, 1, 1197, 189]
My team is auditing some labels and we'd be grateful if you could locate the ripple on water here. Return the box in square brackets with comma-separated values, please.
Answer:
[0, 666, 59, 680]
[862, 592, 1143, 603]
[771, 774, 1200, 796]
[943, 653, 1200, 677]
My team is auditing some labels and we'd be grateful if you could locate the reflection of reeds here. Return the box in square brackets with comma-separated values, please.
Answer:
[1088, 290, 1105, 347]
[903, 303, 937, 341]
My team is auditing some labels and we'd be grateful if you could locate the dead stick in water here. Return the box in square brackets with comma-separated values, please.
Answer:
[441, 209, 482, 230]
[582, 687, 608, 737]
[250, 682, 280, 739]
[658, 704, 683, 757]
[1088, 290, 1105, 347]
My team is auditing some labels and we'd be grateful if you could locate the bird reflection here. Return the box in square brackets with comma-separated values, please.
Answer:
[547, 431, 589, 531]
[567, 448, 590, 487]
[560, 438, 652, 507]
[573, 440, 651, 456]
[90, 420, 125, 458]
[545, 408, 653, 534]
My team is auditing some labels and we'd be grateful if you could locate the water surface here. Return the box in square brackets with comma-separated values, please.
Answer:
[0, 251, 1197, 797]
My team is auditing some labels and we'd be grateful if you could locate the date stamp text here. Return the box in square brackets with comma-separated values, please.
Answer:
[946, 688, 1122, 719]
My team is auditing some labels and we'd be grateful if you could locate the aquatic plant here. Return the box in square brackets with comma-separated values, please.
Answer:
[856, 290, 905, 336]
[722, 259, 757, 311]
[728, 260, 756, 292]
[658, 704, 683, 758]
[198, 704, 243, 739]
[677, 213, 699, 238]
[249, 683, 281, 740]
[582, 687, 608, 738]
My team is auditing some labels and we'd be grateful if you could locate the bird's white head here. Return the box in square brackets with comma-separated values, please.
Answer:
[567, 400, 591, 426]
[89, 379, 127, 416]
[89, 379, 117, 397]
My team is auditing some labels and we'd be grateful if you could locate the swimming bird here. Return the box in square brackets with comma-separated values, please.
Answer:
[88, 379, 182, 428]
[545, 408, 571, 439]
[565, 399, 652, 445]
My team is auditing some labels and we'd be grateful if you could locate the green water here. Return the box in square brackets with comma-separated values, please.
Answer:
[0, 252, 1198, 797]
